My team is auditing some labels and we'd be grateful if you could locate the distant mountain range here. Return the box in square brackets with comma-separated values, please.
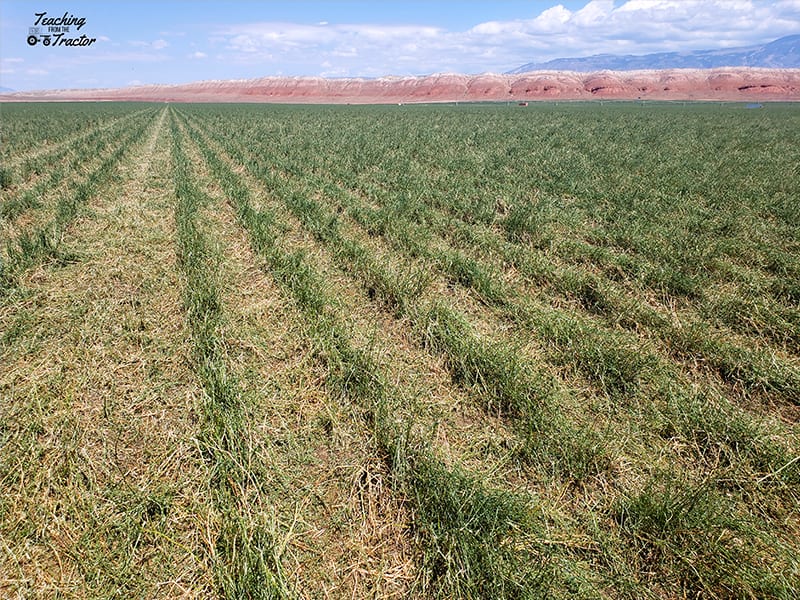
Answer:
[4, 68, 798, 103]
[508, 35, 800, 73]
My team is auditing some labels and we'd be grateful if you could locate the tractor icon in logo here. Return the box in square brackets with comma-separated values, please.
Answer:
[27, 27, 53, 46]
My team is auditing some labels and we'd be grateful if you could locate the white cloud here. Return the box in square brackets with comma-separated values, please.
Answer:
[130, 39, 169, 50]
[459, 0, 800, 69]
[573, 0, 615, 27]
[331, 47, 358, 57]
[190, 51, 207, 59]
[220, 21, 441, 56]
[533, 5, 572, 30]
[338, 24, 440, 41]
[209, 1, 800, 76]
[1, 57, 23, 75]
[469, 21, 507, 36]
[222, 22, 337, 49]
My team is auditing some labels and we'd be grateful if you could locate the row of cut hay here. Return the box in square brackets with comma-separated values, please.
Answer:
[183, 107, 796, 485]
[169, 112, 292, 599]
[226, 104, 800, 405]
[1, 109, 156, 293]
[1, 107, 155, 223]
[178, 109, 552, 599]
[180, 104, 800, 599]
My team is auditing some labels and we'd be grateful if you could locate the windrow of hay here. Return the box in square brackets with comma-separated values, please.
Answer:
[1, 107, 212, 597]
[178, 110, 553, 598]
[174, 112, 418, 598]
[1, 109, 156, 293]
[178, 103, 799, 599]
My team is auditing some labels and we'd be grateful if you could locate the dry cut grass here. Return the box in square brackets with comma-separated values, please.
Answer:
[175, 116, 417, 598]
[2, 101, 798, 600]
[1, 108, 213, 598]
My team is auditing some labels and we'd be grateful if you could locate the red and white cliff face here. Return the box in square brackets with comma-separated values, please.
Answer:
[3, 68, 799, 103]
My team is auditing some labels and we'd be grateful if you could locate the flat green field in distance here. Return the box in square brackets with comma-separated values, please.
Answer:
[1, 101, 798, 599]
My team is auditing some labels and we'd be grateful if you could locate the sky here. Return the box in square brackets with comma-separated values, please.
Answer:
[1, 0, 799, 91]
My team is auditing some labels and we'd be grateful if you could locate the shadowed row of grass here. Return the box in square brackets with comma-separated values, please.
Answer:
[177, 110, 551, 598]
[169, 113, 291, 599]
[286, 191, 612, 481]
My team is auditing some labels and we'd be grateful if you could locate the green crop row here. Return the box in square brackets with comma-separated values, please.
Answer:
[0, 102, 153, 162]
[1, 108, 155, 292]
[5, 101, 794, 599]
[1, 107, 155, 222]
[170, 112, 293, 599]
[177, 104, 799, 598]
[177, 110, 555, 597]
[181, 108, 797, 484]
[180, 105, 799, 409]
[180, 105, 799, 598]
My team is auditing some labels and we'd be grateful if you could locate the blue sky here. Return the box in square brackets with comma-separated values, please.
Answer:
[1, 1, 798, 91]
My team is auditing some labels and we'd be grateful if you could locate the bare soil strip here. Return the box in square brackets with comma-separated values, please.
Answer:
[0, 108, 212, 598]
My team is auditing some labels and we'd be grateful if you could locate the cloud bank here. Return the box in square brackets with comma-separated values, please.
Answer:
[213, 1, 800, 76]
